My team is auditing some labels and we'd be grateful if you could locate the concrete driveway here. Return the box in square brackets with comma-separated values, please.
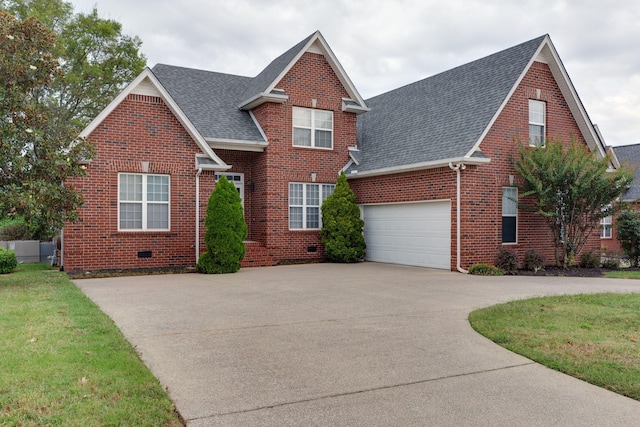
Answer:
[75, 263, 640, 426]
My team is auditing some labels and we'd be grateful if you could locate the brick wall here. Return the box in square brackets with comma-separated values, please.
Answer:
[250, 51, 357, 262]
[64, 94, 209, 273]
[350, 61, 602, 270]
[64, 51, 360, 273]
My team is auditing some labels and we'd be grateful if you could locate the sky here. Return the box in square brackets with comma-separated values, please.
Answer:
[68, 0, 640, 147]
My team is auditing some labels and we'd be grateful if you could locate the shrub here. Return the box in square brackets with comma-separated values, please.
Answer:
[579, 250, 601, 269]
[616, 210, 640, 267]
[0, 247, 17, 274]
[0, 216, 32, 240]
[601, 258, 619, 270]
[495, 248, 518, 274]
[469, 263, 503, 276]
[196, 176, 247, 274]
[523, 249, 545, 272]
[320, 171, 366, 263]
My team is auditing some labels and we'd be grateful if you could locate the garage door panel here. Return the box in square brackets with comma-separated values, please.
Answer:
[362, 201, 451, 269]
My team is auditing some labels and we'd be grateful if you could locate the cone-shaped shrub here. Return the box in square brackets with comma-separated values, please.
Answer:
[197, 176, 247, 274]
[320, 171, 366, 263]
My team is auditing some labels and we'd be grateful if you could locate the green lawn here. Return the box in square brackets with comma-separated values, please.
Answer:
[469, 293, 640, 401]
[606, 270, 640, 280]
[0, 263, 183, 426]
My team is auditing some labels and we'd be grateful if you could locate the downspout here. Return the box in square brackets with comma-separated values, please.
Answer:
[195, 168, 203, 263]
[449, 162, 468, 273]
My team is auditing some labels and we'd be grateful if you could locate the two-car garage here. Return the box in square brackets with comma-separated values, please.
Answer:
[361, 200, 451, 270]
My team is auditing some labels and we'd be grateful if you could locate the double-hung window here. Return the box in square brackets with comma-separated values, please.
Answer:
[293, 107, 333, 149]
[601, 205, 612, 238]
[289, 183, 335, 229]
[529, 100, 546, 147]
[119, 173, 170, 231]
[502, 187, 517, 244]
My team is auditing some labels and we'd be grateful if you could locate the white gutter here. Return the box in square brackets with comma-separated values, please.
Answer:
[449, 162, 468, 273]
[195, 168, 203, 263]
[346, 156, 489, 179]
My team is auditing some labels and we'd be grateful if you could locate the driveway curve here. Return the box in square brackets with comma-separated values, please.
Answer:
[75, 263, 640, 426]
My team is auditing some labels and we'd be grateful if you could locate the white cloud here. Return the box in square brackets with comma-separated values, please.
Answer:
[69, 0, 640, 145]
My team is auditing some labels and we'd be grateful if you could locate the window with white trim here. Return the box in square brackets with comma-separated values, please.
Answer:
[289, 183, 335, 229]
[601, 206, 612, 238]
[502, 187, 517, 244]
[293, 107, 333, 149]
[118, 173, 170, 231]
[529, 100, 546, 147]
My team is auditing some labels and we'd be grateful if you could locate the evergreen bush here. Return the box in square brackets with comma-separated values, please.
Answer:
[320, 172, 366, 263]
[523, 249, 545, 272]
[0, 248, 17, 274]
[616, 209, 640, 267]
[579, 250, 601, 269]
[495, 248, 518, 274]
[196, 176, 247, 274]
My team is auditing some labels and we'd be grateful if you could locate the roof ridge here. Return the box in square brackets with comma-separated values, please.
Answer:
[152, 63, 253, 80]
[365, 34, 547, 102]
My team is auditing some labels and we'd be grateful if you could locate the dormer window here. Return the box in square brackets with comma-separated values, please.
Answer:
[293, 107, 333, 149]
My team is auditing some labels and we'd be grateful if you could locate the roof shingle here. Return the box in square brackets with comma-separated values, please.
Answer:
[353, 35, 546, 174]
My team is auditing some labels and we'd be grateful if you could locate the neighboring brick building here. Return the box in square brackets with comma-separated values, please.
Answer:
[62, 32, 613, 274]
[600, 143, 640, 255]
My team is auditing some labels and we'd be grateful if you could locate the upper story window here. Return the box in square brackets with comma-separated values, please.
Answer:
[529, 100, 546, 147]
[293, 107, 333, 149]
[118, 173, 170, 231]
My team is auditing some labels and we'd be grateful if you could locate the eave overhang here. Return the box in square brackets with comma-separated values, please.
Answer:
[206, 137, 269, 152]
[346, 156, 491, 179]
[239, 91, 289, 110]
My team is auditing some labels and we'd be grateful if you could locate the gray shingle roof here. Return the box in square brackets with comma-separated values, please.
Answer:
[613, 144, 640, 201]
[352, 35, 547, 174]
[240, 32, 316, 104]
[152, 64, 265, 142]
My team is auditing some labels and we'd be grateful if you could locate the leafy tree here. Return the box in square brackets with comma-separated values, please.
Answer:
[1, 11, 94, 240]
[615, 210, 640, 267]
[2, 0, 147, 128]
[320, 171, 366, 262]
[0, 1, 145, 239]
[197, 176, 247, 274]
[514, 138, 633, 268]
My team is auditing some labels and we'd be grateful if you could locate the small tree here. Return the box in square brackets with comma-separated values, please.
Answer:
[514, 138, 633, 268]
[0, 12, 94, 240]
[320, 171, 366, 263]
[197, 176, 247, 274]
[616, 209, 640, 267]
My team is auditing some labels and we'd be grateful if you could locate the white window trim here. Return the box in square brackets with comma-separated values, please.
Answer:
[292, 106, 334, 149]
[289, 182, 335, 230]
[502, 187, 518, 244]
[215, 173, 244, 209]
[529, 99, 546, 147]
[601, 213, 612, 239]
[118, 173, 170, 232]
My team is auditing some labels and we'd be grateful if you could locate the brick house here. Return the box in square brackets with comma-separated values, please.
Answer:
[62, 31, 612, 274]
[600, 143, 640, 254]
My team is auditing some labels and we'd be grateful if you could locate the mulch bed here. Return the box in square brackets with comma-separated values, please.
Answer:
[516, 266, 608, 277]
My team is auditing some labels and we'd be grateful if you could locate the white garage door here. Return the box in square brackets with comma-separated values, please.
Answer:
[362, 201, 451, 269]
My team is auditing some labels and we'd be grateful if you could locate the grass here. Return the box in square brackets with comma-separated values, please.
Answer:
[469, 293, 640, 401]
[0, 263, 183, 426]
[605, 270, 640, 280]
